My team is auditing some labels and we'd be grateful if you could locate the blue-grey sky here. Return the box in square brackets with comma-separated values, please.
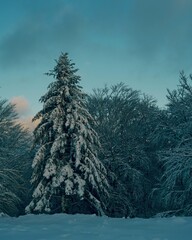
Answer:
[0, 0, 192, 126]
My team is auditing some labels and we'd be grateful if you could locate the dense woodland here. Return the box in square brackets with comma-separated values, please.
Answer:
[1, 53, 192, 218]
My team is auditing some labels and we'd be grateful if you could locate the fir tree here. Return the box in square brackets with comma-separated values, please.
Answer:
[26, 53, 109, 216]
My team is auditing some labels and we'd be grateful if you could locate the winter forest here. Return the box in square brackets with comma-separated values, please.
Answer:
[1, 52, 192, 219]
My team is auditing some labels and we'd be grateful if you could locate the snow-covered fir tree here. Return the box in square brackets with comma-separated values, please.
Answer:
[26, 53, 110, 216]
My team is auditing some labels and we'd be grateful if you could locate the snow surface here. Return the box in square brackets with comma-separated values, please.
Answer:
[0, 214, 191, 240]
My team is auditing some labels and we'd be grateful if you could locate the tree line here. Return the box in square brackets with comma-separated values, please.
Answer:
[1, 53, 192, 218]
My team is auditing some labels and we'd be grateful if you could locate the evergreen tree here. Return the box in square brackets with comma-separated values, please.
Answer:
[26, 53, 109, 216]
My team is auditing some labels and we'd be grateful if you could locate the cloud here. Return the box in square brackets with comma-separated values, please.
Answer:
[1, 0, 192, 74]
[0, 0, 86, 68]
[11, 96, 30, 117]
[126, 0, 192, 67]
[10, 96, 39, 131]
[17, 116, 40, 132]
[0, 0, 134, 69]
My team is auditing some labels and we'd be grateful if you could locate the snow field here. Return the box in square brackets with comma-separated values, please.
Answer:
[0, 214, 192, 240]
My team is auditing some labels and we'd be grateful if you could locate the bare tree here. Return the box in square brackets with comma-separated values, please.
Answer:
[0, 99, 32, 216]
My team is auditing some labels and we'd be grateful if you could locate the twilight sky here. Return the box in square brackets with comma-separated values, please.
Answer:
[0, 0, 192, 127]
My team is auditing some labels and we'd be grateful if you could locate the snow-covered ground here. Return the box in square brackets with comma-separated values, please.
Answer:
[0, 213, 191, 240]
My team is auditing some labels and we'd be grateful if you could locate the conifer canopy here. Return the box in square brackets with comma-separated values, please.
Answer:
[26, 53, 109, 216]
